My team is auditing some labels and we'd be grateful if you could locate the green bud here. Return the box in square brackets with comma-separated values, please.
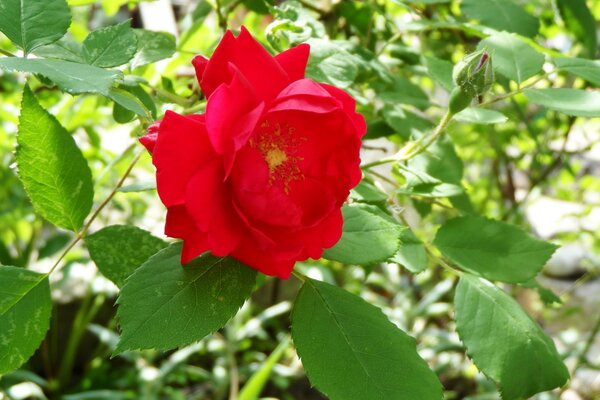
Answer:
[452, 50, 494, 97]
[448, 86, 474, 115]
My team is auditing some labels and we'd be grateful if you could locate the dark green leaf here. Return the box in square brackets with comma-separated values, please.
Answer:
[116, 243, 257, 352]
[461, 0, 539, 37]
[107, 87, 153, 120]
[16, 86, 94, 232]
[479, 32, 544, 84]
[0, 0, 71, 53]
[0, 266, 52, 374]
[82, 20, 138, 68]
[455, 275, 569, 398]
[0, 58, 120, 95]
[131, 30, 177, 69]
[433, 215, 557, 283]
[323, 204, 403, 265]
[556, 0, 597, 59]
[86, 225, 168, 288]
[292, 278, 443, 400]
[349, 180, 387, 205]
[524, 88, 600, 117]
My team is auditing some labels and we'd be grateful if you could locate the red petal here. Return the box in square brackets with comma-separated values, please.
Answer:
[192, 55, 209, 86]
[200, 26, 290, 101]
[181, 235, 210, 264]
[153, 111, 216, 208]
[320, 83, 367, 137]
[275, 43, 310, 82]
[231, 242, 296, 279]
[185, 160, 243, 256]
[139, 121, 161, 153]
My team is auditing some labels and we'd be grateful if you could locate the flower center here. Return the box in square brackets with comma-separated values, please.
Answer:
[250, 120, 305, 193]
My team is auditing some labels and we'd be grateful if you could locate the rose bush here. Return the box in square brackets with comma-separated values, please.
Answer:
[140, 27, 365, 278]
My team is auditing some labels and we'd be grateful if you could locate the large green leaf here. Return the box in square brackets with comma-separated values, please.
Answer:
[0, 0, 71, 53]
[556, 0, 597, 59]
[0, 58, 120, 95]
[433, 215, 557, 283]
[554, 57, 600, 86]
[16, 86, 94, 232]
[130, 29, 177, 69]
[292, 278, 443, 400]
[85, 225, 168, 288]
[461, 0, 539, 38]
[0, 266, 52, 375]
[455, 275, 569, 398]
[322, 204, 403, 265]
[82, 20, 138, 68]
[116, 243, 257, 352]
[479, 32, 544, 84]
[524, 88, 600, 118]
[33, 37, 84, 63]
[425, 56, 454, 91]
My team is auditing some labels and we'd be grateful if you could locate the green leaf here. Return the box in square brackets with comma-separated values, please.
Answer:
[378, 76, 430, 110]
[455, 275, 569, 398]
[85, 225, 168, 288]
[433, 215, 557, 283]
[16, 86, 94, 232]
[479, 32, 544, 84]
[524, 88, 600, 118]
[130, 29, 177, 69]
[389, 228, 428, 274]
[454, 107, 508, 124]
[0, 58, 120, 95]
[322, 204, 403, 265]
[554, 57, 600, 86]
[349, 180, 387, 205]
[292, 278, 443, 400]
[33, 37, 84, 63]
[0, 266, 52, 375]
[82, 20, 138, 68]
[399, 138, 464, 198]
[556, 0, 597, 59]
[461, 0, 539, 38]
[116, 243, 257, 352]
[382, 105, 433, 140]
[0, 0, 71, 53]
[107, 87, 153, 121]
[425, 56, 454, 91]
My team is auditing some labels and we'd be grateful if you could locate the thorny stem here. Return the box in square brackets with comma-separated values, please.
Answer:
[361, 110, 453, 169]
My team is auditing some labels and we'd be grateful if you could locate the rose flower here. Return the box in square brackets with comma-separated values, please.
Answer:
[140, 27, 365, 278]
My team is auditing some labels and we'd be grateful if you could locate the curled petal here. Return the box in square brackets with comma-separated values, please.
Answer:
[275, 43, 310, 82]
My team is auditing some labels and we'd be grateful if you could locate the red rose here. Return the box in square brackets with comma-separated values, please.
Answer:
[140, 27, 365, 278]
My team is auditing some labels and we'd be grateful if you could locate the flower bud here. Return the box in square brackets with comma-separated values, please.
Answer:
[448, 86, 473, 115]
[452, 50, 494, 97]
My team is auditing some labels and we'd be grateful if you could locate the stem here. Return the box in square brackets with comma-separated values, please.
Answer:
[576, 313, 600, 370]
[479, 72, 550, 107]
[361, 110, 453, 169]
[0, 48, 16, 57]
[292, 270, 307, 282]
[214, 0, 227, 31]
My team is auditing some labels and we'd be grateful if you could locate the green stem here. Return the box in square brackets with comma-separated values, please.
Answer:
[361, 110, 453, 169]
[291, 270, 307, 282]
[0, 48, 16, 57]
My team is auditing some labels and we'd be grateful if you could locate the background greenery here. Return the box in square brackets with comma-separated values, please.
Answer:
[0, 0, 599, 399]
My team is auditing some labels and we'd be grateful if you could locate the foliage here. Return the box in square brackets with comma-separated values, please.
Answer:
[0, 0, 599, 399]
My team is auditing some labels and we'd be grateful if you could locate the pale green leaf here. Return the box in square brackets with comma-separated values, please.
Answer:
[116, 243, 257, 352]
[322, 204, 403, 265]
[479, 32, 544, 84]
[131, 29, 177, 69]
[390, 228, 428, 274]
[16, 86, 94, 232]
[0, 266, 52, 375]
[425, 56, 454, 91]
[461, 0, 539, 37]
[0, 58, 120, 95]
[82, 20, 138, 68]
[32, 37, 84, 63]
[554, 57, 600, 86]
[0, 0, 71, 53]
[292, 278, 443, 400]
[85, 225, 168, 288]
[524, 88, 600, 118]
[454, 107, 508, 124]
[349, 180, 387, 205]
[455, 275, 569, 398]
[433, 215, 557, 283]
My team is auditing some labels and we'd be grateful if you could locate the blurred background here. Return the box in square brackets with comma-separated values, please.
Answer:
[0, 0, 599, 399]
